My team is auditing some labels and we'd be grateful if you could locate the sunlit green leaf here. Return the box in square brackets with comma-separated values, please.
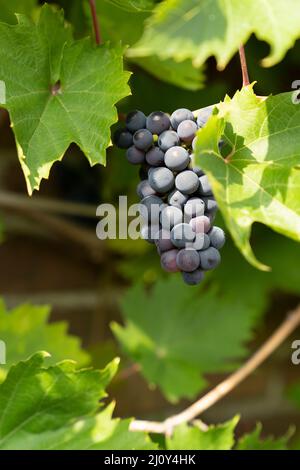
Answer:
[129, 0, 300, 68]
[194, 86, 300, 269]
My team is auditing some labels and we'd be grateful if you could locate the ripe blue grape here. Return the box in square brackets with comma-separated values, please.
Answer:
[133, 129, 153, 150]
[160, 205, 183, 230]
[196, 105, 214, 127]
[136, 180, 157, 199]
[146, 111, 170, 135]
[198, 175, 213, 196]
[158, 130, 180, 151]
[177, 120, 198, 143]
[146, 147, 165, 166]
[140, 195, 163, 223]
[175, 170, 199, 195]
[155, 229, 173, 254]
[188, 233, 205, 250]
[202, 196, 218, 213]
[126, 110, 146, 133]
[164, 146, 190, 171]
[167, 189, 189, 208]
[114, 128, 133, 149]
[199, 247, 221, 270]
[189, 215, 211, 233]
[170, 108, 194, 130]
[148, 167, 174, 193]
[182, 269, 205, 285]
[126, 146, 145, 165]
[184, 197, 205, 220]
[209, 226, 226, 249]
[171, 223, 195, 248]
[176, 248, 200, 272]
[161, 249, 180, 272]
[200, 234, 211, 250]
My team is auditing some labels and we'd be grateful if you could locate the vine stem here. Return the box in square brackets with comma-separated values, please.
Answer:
[130, 304, 300, 435]
[89, 0, 102, 45]
[0, 190, 97, 218]
[238, 45, 250, 87]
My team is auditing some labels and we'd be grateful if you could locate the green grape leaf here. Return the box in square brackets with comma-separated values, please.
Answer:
[112, 277, 263, 402]
[0, 299, 90, 381]
[129, 0, 300, 68]
[208, 229, 300, 316]
[0, 4, 130, 194]
[166, 416, 239, 450]
[131, 56, 204, 91]
[0, 0, 36, 24]
[0, 353, 155, 450]
[104, 0, 155, 12]
[194, 86, 300, 270]
[237, 423, 292, 450]
[93, 1, 204, 90]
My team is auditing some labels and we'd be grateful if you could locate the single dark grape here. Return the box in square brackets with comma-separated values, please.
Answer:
[126, 146, 145, 165]
[187, 233, 205, 250]
[133, 129, 153, 150]
[177, 120, 198, 143]
[148, 167, 174, 193]
[170, 108, 195, 130]
[164, 146, 190, 171]
[198, 175, 213, 196]
[176, 248, 200, 272]
[199, 247, 221, 270]
[136, 180, 157, 199]
[155, 229, 174, 254]
[175, 170, 199, 195]
[209, 226, 226, 249]
[189, 215, 211, 233]
[158, 130, 180, 151]
[126, 110, 146, 133]
[168, 189, 189, 208]
[113, 128, 133, 149]
[196, 105, 214, 127]
[199, 234, 211, 250]
[182, 269, 205, 285]
[161, 249, 180, 273]
[171, 223, 195, 248]
[146, 147, 165, 166]
[184, 197, 205, 220]
[146, 111, 170, 135]
[140, 195, 163, 223]
[160, 205, 183, 230]
[202, 196, 218, 213]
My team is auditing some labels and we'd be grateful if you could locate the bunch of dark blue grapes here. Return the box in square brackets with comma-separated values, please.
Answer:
[114, 107, 225, 285]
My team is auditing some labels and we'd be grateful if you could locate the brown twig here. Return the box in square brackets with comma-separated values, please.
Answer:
[89, 0, 102, 45]
[130, 304, 300, 434]
[238, 45, 250, 87]
[0, 190, 97, 219]
[115, 363, 141, 383]
[0, 197, 105, 262]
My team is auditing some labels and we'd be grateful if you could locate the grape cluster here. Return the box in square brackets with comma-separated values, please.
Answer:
[114, 107, 225, 285]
